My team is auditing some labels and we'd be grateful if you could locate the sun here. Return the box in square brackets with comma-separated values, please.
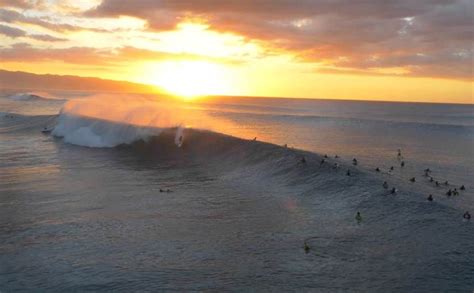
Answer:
[151, 60, 232, 99]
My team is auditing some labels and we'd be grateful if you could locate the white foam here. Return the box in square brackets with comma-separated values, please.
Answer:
[52, 114, 161, 148]
[51, 94, 247, 148]
[51, 95, 197, 148]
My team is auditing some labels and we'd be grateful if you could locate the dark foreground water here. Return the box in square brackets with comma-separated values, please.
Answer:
[0, 91, 473, 291]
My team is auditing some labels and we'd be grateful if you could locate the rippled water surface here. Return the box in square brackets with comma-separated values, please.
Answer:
[1, 90, 473, 291]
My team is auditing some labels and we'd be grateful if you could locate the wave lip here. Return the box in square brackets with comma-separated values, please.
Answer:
[52, 113, 163, 148]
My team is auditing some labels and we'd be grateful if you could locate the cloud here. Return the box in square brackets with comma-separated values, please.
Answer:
[0, 0, 35, 9]
[86, 0, 474, 79]
[1, 1, 472, 80]
[0, 23, 25, 37]
[0, 43, 113, 65]
[0, 23, 67, 41]
[28, 34, 68, 42]
[0, 8, 106, 32]
[0, 43, 226, 65]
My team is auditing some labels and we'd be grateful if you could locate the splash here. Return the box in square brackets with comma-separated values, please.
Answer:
[51, 94, 242, 148]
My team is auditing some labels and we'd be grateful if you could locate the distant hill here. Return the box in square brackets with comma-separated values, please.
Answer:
[0, 70, 161, 94]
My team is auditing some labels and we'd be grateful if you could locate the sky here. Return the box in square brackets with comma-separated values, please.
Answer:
[0, 0, 473, 103]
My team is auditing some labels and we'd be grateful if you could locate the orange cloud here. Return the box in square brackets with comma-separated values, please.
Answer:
[85, 0, 473, 80]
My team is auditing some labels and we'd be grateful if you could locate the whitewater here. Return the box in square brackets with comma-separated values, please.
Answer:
[0, 90, 473, 291]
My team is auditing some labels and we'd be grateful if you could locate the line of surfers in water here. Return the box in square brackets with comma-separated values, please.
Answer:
[296, 148, 471, 230]
[251, 140, 471, 253]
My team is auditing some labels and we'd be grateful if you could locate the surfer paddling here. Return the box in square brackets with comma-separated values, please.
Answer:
[397, 148, 403, 160]
[304, 242, 311, 253]
[463, 211, 471, 220]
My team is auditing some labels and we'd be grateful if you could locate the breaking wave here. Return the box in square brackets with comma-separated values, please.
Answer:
[52, 113, 163, 148]
[2, 109, 473, 213]
[8, 92, 64, 101]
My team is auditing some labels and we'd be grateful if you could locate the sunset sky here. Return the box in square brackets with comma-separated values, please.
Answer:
[0, 0, 472, 103]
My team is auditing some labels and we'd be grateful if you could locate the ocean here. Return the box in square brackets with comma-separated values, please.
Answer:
[1, 90, 473, 291]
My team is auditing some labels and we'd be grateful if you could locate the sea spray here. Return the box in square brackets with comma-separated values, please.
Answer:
[52, 113, 161, 147]
[51, 94, 246, 148]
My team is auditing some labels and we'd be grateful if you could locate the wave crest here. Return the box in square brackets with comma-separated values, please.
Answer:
[8, 92, 63, 101]
[52, 114, 163, 148]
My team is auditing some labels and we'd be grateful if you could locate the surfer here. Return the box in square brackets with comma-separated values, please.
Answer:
[333, 163, 339, 169]
[383, 181, 388, 189]
[335, 155, 339, 159]
[453, 188, 459, 196]
[390, 166, 394, 171]
[324, 154, 328, 158]
[304, 242, 310, 253]
[429, 177, 434, 182]
[460, 185, 466, 191]
[427, 194, 433, 201]
[375, 167, 380, 172]
[435, 181, 440, 187]
[446, 189, 452, 196]
[444, 181, 449, 186]
[320, 159, 325, 165]
[391, 187, 397, 194]
[401, 161, 405, 167]
[397, 149, 402, 157]
[253, 137, 257, 141]
[301, 156, 306, 164]
[352, 158, 358, 166]
[346, 169, 351, 176]
[355, 212, 362, 223]
[463, 211, 471, 220]
[409, 177, 416, 183]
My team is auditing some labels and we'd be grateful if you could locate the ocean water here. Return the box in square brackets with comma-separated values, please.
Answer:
[0, 90, 473, 291]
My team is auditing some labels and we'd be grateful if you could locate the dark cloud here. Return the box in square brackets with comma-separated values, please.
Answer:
[0, 23, 67, 41]
[87, 0, 474, 79]
[0, 43, 113, 65]
[0, 43, 225, 65]
[28, 34, 67, 42]
[0, 23, 25, 37]
[0, 8, 107, 33]
[0, 0, 35, 9]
